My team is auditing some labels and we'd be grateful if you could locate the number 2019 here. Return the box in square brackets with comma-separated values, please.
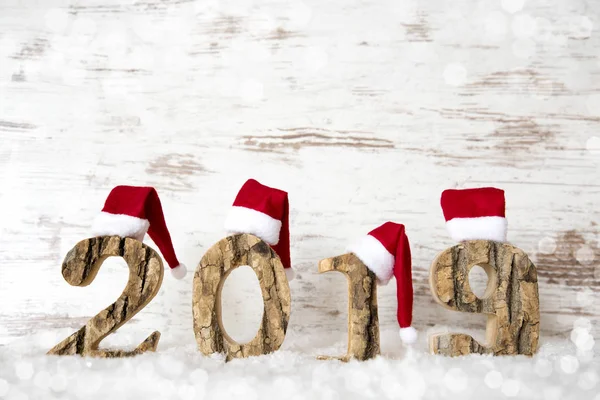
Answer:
[48, 234, 539, 360]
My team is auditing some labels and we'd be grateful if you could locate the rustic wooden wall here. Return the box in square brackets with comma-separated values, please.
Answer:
[0, 0, 598, 347]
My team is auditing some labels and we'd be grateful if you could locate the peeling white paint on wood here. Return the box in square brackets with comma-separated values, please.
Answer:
[0, 0, 599, 347]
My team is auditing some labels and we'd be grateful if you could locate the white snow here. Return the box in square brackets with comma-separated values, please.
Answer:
[501, 0, 525, 14]
[0, 328, 597, 400]
[484, 370, 503, 389]
[501, 379, 521, 397]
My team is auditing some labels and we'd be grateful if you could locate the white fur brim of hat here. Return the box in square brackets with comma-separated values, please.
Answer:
[347, 235, 394, 285]
[92, 212, 150, 242]
[446, 216, 507, 242]
[224, 206, 282, 245]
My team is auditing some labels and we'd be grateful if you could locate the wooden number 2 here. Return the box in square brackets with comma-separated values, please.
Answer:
[47, 236, 163, 357]
[429, 240, 540, 356]
[317, 253, 380, 361]
[192, 233, 291, 361]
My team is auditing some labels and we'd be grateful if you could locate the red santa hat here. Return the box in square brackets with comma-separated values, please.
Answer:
[91, 186, 187, 279]
[441, 187, 507, 243]
[347, 222, 416, 344]
[224, 179, 294, 281]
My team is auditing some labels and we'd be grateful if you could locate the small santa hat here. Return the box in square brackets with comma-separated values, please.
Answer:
[91, 186, 187, 279]
[441, 187, 507, 243]
[224, 179, 294, 281]
[347, 222, 416, 344]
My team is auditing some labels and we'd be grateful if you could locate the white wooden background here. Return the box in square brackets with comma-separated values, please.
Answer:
[0, 0, 599, 349]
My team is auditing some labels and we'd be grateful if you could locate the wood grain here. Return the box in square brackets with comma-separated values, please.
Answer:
[47, 236, 163, 357]
[317, 253, 380, 361]
[192, 234, 290, 361]
[0, 0, 598, 346]
[429, 240, 540, 356]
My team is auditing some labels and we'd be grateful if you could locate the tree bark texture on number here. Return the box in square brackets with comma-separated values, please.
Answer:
[317, 253, 380, 361]
[192, 233, 291, 361]
[47, 236, 163, 357]
[429, 240, 540, 356]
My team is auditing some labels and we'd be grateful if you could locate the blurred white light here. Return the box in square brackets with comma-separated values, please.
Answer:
[484, 11, 508, 40]
[33, 371, 51, 390]
[578, 370, 599, 390]
[512, 38, 536, 59]
[585, 95, 600, 115]
[501, 0, 525, 14]
[0, 379, 9, 396]
[484, 370, 503, 389]
[576, 289, 595, 307]
[575, 245, 595, 264]
[239, 79, 264, 102]
[559, 355, 579, 374]
[501, 379, 520, 397]
[534, 359, 553, 377]
[538, 237, 557, 254]
[304, 47, 329, 73]
[50, 373, 68, 392]
[15, 361, 34, 380]
[443, 63, 467, 86]
[190, 368, 209, 386]
[443, 368, 468, 392]
[512, 14, 537, 38]
[381, 374, 404, 399]
[45, 8, 70, 32]
[570, 16, 593, 39]
[573, 317, 593, 331]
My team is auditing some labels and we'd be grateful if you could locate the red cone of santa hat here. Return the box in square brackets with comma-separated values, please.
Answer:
[347, 222, 416, 344]
[224, 179, 294, 281]
[91, 186, 187, 279]
[441, 187, 507, 243]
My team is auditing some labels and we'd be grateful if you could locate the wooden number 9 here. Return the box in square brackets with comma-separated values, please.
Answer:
[429, 240, 540, 356]
[47, 236, 163, 357]
[192, 233, 291, 361]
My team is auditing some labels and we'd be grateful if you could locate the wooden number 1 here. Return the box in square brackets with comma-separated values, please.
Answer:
[317, 253, 380, 361]
[429, 240, 540, 356]
[192, 233, 291, 361]
[48, 236, 163, 357]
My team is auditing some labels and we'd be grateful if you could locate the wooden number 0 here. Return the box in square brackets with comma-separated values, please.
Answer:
[192, 234, 291, 361]
[429, 240, 540, 356]
[47, 236, 163, 357]
[317, 253, 380, 361]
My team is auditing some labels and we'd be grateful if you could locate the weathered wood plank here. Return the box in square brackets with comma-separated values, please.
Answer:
[0, 0, 598, 346]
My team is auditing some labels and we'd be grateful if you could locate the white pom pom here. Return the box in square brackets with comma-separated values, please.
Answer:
[399, 326, 417, 344]
[285, 268, 295, 281]
[170, 263, 187, 280]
